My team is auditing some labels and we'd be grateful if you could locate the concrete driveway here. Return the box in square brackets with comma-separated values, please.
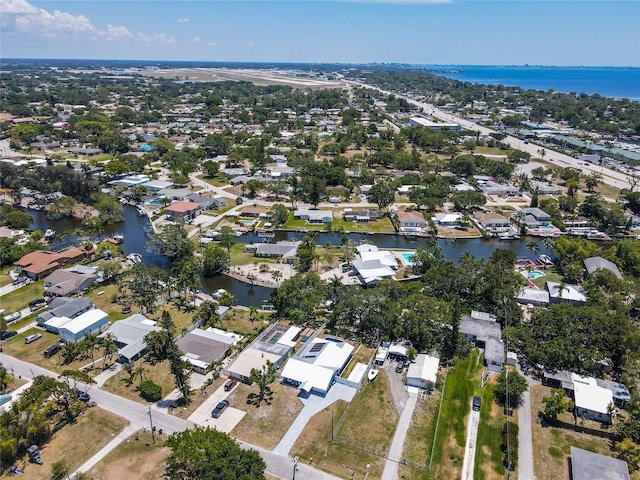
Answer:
[461, 408, 481, 480]
[187, 382, 246, 434]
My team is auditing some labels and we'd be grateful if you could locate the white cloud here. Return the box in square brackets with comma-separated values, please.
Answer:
[248, 41, 254, 47]
[1, 0, 39, 14]
[192, 36, 201, 43]
[2, 0, 175, 45]
[208, 42, 217, 47]
[101, 24, 134, 42]
[178, 17, 190, 23]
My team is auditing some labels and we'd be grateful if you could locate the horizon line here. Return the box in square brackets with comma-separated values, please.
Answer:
[2, 57, 639, 69]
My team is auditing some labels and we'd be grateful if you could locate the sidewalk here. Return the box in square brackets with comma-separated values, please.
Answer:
[71, 425, 138, 476]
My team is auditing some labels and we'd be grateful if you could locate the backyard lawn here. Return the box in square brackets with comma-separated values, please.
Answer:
[0, 408, 128, 480]
[292, 371, 398, 479]
[474, 379, 509, 480]
[429, 349, 483, 480]
[89, 429, 170, 480]
[397, 392, 440, 480]
[530, 384, 628, 480]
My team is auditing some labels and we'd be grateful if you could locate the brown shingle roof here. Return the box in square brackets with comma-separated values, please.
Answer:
[165, 201, 200, 213]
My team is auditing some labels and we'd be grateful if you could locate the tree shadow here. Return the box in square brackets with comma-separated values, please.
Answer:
[246, 387, 273, 407]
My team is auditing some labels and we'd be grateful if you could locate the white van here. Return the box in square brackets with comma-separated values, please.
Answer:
[25, 334, 42, 344]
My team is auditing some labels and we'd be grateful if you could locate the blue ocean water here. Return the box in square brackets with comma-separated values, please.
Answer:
[424, 65, 640, 100]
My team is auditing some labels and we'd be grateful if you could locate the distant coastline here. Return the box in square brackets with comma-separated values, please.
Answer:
[3, 58, 639, 100]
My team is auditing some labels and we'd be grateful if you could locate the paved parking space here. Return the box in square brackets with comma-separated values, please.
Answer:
[187, 381, 245, 433]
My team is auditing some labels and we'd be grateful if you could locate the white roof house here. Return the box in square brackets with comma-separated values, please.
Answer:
[572, 374, 614, 424]
[433, 212, 464, 226]
[546, 282, 587, 306]
[59, 309, 109, 343]
[280, 337, 354, 395]
[358, 250, 398, 268]
[406, 354, 440, 389]
[43, 316, 73, 334]
[100, 314, 160, 363]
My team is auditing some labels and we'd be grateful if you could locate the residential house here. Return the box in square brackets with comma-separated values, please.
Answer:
[572, 374, 615, 424]
[433, 212, 464, 227]
[545, 281, 587, 306]
[481, 181, 520, 197]
[164, 201, 201, 222]
[397, 210, 426, 232]
[44, 269, 98, 297]
[460, 311, 504, 372]
[515, 287, 550, 306]
[15, 247, 94, 279]
[38, 297, 94, 333]
[530, 182, 563, 195]
[223, 323, 301, 383]
[474, 211, 512, 233]
[100, 314, 161, 363]
[58, 309, 109, 344]
[294, 209, 333, 224]
[583, 256, 623, 280]
[570, 447, 629, 480]
[178, 328, 242, 374]
[280, 336, 354, 395]
[343, 209, 383, 223]
[543, 370, 630, 409]
[516, 207, 551, 229]
[246, 241, 300, 261]
[184, 193, 222, 210]
[241, 206, 270, 218]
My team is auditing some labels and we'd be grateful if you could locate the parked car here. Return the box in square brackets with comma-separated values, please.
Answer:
[395, 361, 405, 373]
[29, 298, 46, 311]
[472, 396, 481, 412]
[25, 333, 42, 344]
[4, 312, 22, 323]
[74, 389, 90, 402]
[43, 343, 62, 358]
[0, 331, 17, 341]
[211, 400, 229, 418]
[224, 379, 237, 392]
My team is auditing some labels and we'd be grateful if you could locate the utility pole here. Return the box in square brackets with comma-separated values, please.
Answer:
[292, 456, 299, 480]
[148, 406, 156, 444]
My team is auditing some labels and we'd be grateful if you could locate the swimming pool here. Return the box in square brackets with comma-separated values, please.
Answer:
[528, 270, 545, 279]
[539, 225, 555, 231]
[401, 252, 416, 265]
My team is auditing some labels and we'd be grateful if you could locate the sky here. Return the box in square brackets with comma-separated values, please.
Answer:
[1, 0, 639, 66]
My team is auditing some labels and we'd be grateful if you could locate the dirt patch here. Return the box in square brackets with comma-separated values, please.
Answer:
[228, 380, 304, 450]
[89, 429, 169, 480]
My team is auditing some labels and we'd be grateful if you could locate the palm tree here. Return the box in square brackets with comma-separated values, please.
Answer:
[248, 306, 258, 323]
[271, 270, 283, 285]
[133, 365, 147, 384]
[542, 237, 555, 257]
[100, 334, 119, 370]
[526, 240, 539, 261]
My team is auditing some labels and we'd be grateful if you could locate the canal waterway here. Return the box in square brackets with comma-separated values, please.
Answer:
[27, 207, 549, 306]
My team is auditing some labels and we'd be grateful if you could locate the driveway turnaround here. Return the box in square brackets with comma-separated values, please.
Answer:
[460, 408, 480, 480]
[381, 392, 418, 480]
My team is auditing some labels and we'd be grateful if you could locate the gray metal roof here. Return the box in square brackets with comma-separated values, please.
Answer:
[570, 446, 629, 480]
[49, 297, 93, 319]
[584, 256, 623, 279]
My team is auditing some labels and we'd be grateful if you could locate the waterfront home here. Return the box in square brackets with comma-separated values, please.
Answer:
[164, 201, 201, 222]
[240, 206, 270, 218]
[433, 212, 464, 227]
[343, 209, 383, 223]
[515, 207, 551, 228]
[397, 210, 426, 232]
[473, 211, 512, 234]
[352, 248, 398, 286]
[184, 193, 224, 210]
[294, 209, 333, 224]
[583, 256, 623, 280]
[515, 287, 550, 306]
[545, 281, 587, 306]
[245, 241, 300, 261]
[460, 311, 504, 373]
[15, 247, 94, 279]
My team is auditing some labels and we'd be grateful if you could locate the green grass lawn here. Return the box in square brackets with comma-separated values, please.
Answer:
[0, 267, 13, 287]
[474, 380, 508, 480]
[283, 213, 395, 234]
[430, 349, 483, 480]
[1, 280, 46, 314]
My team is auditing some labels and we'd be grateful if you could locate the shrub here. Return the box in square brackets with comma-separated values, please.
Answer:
[501, 421, 519, 470]
[138, 380, 162, 402]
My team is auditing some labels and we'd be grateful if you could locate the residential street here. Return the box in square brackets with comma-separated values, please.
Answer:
[0, 354, 341, 480]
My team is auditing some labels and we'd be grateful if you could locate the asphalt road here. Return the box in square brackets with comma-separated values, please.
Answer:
[0, 354, 341, 479]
